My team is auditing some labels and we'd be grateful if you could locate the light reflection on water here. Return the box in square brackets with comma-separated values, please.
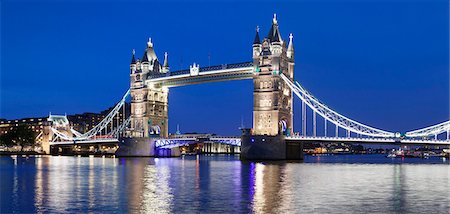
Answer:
[0, 155, 449, 213]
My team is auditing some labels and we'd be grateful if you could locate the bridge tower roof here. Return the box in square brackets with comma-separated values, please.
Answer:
[253, 26, 261, 45]
[145, 37, 158, 63]
[267, 14, 282, 43]
[130, 49, 136, 64]
[142, 49, 149, 62]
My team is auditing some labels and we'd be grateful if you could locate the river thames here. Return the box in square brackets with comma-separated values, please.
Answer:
[1, 154, 449, 213]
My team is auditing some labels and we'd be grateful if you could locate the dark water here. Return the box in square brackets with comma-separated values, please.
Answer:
[1, 154, 449, 213]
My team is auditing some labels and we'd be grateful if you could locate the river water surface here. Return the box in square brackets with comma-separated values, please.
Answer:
[1, 154, 449, 213]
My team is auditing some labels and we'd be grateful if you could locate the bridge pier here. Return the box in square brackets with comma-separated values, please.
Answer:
[116, 137, 181, 157]
[240, 129, 303, 160]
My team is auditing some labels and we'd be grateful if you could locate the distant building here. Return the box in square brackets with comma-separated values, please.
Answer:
[0, 117, 48, 143]
[0, 103, 131, 143]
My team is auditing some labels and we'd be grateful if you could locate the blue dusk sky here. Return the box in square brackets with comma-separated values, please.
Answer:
[1, 0, 449, 136]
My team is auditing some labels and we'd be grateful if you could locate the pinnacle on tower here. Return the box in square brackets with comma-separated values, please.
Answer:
[153, 58, 160, 72]
[288, 33, 294, 50]
[163, 52, 169, 68]
[147, 37, 153, 48]
[287, 33, 294, 59]
[130, 49, 136, 64]
[267, 13, 282, 43]
[253, 26, 261, 45]
[144, 37, 158, 63]
[272, 29, 281, 43]
[142, 50, 149, 62]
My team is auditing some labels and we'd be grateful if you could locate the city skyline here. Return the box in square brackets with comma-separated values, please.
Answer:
[1, 1, 448, 136]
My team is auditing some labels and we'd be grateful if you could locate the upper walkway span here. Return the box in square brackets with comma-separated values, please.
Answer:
[146, 61, 253, 87]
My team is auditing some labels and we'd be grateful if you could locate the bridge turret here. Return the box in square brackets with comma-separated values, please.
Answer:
[130, 49, 137, 73]
[267, 14, 283, 56]
[152, 58, 161, 73]
[253, 26, 261, 58]
[162, 52, 169, 73]
[286, 33, 295, 80]
[141, 49, 150, 73]
[143, 37, 163, 73]
[129, 43, 149, 138]
[287, 33, 294, 60]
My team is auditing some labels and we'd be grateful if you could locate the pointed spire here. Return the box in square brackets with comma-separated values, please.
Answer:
[253, 26, 261, 45]
[142, 50, 149, 62]
[144, 37, 158, 62]
[272, 28, 281, 42]
[163, 52, 169, 67]
[147, 37, 153, 48]
[267, 14, 282, 43]
[287, 33, 294, 58]
[153, 58, 160, 72]
[130, 49, 136, 64]
[288, 33, 294, 50]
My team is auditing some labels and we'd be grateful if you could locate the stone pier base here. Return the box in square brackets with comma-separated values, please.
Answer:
[116, 137, 155, 157]
[240, 132, 303, 160]
[116, 137, 181, 157]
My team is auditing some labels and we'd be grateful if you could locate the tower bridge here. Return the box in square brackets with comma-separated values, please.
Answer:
[43, 14, 450, 159]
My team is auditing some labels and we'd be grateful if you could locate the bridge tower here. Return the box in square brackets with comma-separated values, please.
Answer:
[252, 14, 294, 136]
[241, 14, 301, 160]
[129, 38, 169, 138]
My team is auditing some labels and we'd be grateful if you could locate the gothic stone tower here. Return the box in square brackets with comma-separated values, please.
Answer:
[252, 14, 295, 136]
[129, 38, 170, 138]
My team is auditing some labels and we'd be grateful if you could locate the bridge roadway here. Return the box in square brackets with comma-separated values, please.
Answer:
[49, 134, 242, 149]
[286, 136, 450, 146]
[154, 135, 241, 149]
[49, 138, 119, 146]
[49, 135, 450, 147]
